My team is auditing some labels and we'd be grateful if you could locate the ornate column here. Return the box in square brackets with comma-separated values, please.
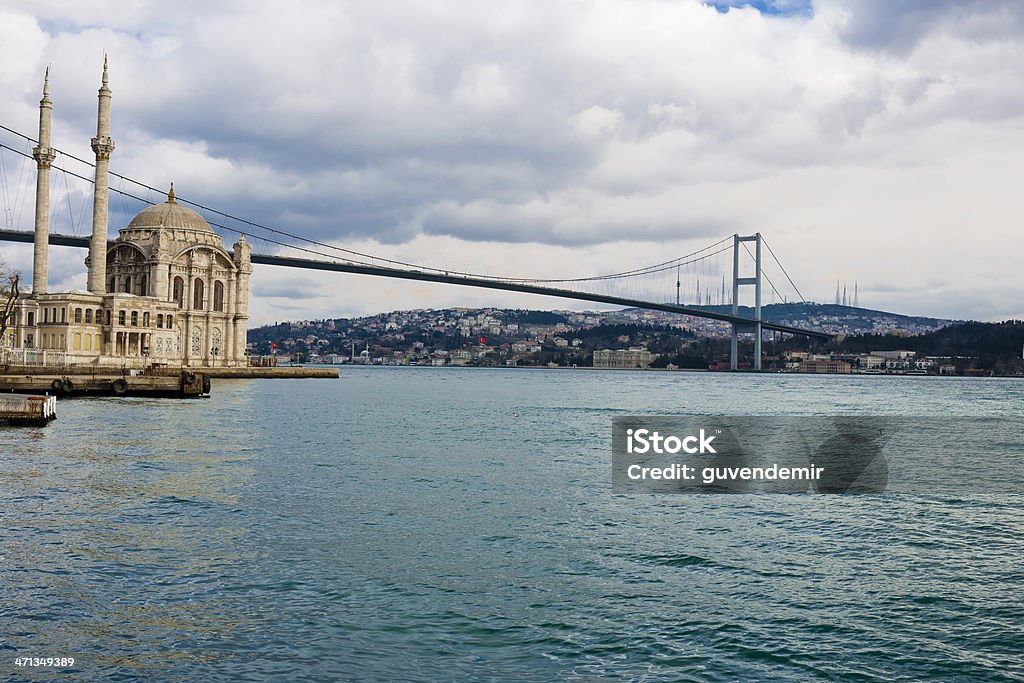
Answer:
[153, 230, 170, 300]
[225, 276, 235, 363]
[232, 236, 252, 360]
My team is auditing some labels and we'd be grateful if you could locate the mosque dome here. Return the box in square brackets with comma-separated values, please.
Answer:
[127, 184, 212, 232]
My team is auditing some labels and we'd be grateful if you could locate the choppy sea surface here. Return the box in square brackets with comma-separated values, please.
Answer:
[2, 367, 1023, 681]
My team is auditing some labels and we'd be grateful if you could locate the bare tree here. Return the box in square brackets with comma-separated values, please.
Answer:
[0, 257, 20, 346]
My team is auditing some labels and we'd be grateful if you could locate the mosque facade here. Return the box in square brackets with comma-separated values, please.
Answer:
[4, 59, 252, 368]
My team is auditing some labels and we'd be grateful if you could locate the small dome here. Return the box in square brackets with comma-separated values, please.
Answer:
[127, 186, 212, 232]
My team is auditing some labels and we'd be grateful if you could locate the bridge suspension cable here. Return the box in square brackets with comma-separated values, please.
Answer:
[0, 123, 733, 288]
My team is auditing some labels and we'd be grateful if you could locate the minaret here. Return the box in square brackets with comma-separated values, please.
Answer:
[32, 67, 57, 295]
[87, 55, 115, 294]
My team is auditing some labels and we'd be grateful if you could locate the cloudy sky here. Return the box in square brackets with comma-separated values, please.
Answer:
[1, 0, 1022, 325]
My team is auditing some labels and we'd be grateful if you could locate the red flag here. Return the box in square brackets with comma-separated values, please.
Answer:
[479, 336, 487, 344]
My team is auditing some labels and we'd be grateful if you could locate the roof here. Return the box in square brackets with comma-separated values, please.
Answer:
[127, 185, 212, 232]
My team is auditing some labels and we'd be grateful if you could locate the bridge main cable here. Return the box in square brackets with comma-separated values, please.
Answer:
[0, 227, 832, 339]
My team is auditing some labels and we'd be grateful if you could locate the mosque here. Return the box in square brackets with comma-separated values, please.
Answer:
[6, 58, 252, 368]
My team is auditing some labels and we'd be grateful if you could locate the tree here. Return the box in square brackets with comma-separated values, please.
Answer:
[0, 257, 20, 346]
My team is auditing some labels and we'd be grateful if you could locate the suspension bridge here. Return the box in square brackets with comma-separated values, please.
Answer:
[0, 121, 831, 371]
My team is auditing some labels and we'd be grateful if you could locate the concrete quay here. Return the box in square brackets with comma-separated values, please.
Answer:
[186, 366, 340, 379]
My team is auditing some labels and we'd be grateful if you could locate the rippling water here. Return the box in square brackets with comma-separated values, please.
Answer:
[2, 368, 1023, 681]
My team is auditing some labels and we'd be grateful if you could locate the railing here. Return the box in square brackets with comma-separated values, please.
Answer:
[0, 348, 67, 367]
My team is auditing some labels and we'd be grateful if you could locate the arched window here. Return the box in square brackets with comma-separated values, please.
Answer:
[27, 312, 35, 326]
[109, 277, 116, 293]
[140, 275, 148, 296]
[43, 309, 49, 323]
[143, 312, 150, 327]
[157, 314, 164, 329]
[193, 278, 205, 310]
[85, 309, 93, 324]
[167, 314, 174, 328]
[105, 310, 112, 325]
[213, 281, 225, 312]
[172, 277, 184, 307]
[124, 276, 132, 294]
[130, 311, 138, 327]
[74, 308, 82, 323]
[118, 310, 126, 326]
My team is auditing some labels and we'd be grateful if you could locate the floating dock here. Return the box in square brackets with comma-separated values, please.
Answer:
[0, 371, 209, 398]
[0, 393, 57, 425]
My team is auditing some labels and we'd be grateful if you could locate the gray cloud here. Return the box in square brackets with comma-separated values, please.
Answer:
[824, 0, 1024, 53]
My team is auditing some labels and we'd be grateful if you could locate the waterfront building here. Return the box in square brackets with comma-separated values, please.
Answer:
[798, 359, 852, 374]
[4, 60, 252, 368]
[857, 354, 886, 370]
[593, 348, 654, 369]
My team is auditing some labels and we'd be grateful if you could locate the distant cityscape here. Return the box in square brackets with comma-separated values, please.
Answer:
[246, 304, 1024, 377]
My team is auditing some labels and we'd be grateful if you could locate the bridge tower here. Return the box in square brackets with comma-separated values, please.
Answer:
[730, 233, 762, 371]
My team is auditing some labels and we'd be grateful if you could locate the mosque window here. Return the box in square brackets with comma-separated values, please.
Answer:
[124, 276, 132, 294]
[157, 314, 163, 328]
[193, 278, 205, 310]
[140, 275, 148, 296]
[118, 310, 126, 326]
[28, 312, 35, 326]
[105, 310, 112, 325]
[143, 312, 150, 327]
[74, 308, 83, 323]
[43, 309, 49, 323]
[167, 314, 174, 328]
[85, 309, 93, 324]
[131, 311, 138, 327]
[109, 277, 115, 293]
[58, 308, 64, 323]
[213, 281, 225, 312]
[172, 277, 184, 307]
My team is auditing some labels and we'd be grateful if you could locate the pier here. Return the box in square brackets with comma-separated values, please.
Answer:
[0, 393, 57, 425]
